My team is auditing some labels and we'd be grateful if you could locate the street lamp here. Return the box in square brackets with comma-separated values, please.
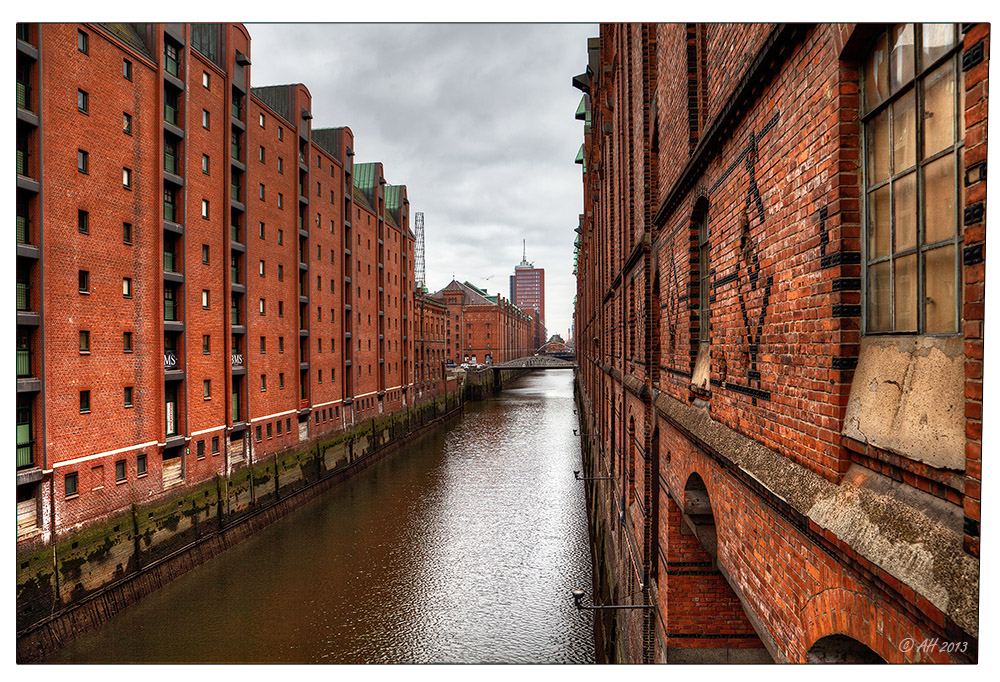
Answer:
[574, 470, 613, 481]
[571, 589, 655, 612]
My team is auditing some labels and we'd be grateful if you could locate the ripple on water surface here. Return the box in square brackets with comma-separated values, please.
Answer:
[49, 372, 594, 664]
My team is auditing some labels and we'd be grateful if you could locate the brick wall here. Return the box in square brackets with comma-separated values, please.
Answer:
[574, 22, 983, 663]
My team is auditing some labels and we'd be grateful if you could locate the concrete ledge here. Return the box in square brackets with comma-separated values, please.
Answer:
[653, 389, 979, 639]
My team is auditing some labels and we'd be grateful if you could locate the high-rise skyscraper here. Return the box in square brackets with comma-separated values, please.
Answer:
[512, 240, 545, 350]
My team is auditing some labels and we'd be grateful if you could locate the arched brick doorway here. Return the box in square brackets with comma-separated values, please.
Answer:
[658, 471, 771, 663]
[806, 635, 886, 664]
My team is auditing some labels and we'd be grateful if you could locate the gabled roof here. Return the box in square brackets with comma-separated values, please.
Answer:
[432, 279, 496, 307]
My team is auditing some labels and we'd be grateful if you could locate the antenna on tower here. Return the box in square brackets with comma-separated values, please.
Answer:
[522, 239, 526, 262]
[415, 212, 426, 290]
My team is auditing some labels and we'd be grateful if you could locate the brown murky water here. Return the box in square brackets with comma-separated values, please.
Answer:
[49, 371, 595, 663]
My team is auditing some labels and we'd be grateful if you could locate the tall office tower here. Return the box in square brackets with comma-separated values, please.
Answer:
[512, 240, 545, 350]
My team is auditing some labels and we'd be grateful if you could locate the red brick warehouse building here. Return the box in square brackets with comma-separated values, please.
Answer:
[15, 22, 419, 547]
[573, 23, 984, 663]
[432, 279, 533, 365]
[414, 291, 448, 400]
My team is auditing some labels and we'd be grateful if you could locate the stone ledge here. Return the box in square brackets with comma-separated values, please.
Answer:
[653, 389, 979, 639]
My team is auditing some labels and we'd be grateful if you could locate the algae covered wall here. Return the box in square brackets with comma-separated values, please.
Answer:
[17, 390, 463, 660]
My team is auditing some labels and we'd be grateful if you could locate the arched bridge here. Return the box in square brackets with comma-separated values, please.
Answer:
[492, 355, 577, 370]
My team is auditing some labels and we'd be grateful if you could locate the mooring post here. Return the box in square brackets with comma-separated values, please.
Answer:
[131, 503, 141, 571]
[274, 453, 279, 500]
[215, 474, 223, 530]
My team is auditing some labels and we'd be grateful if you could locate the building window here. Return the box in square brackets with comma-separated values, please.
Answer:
[123, 112, 132, 135]
[862, 23, 964, 334]
[279, 372, 285, 389]
[78, 149, 88, 173]
[202, 109, 210, 129]
[259, 336, 266, 353]
[278, 157, 283, 174]
[123, 167, 132, 189]
[277, 229, 283, 245]
[212, 436, 219, 454]
[259, 222, 265, 239]
[203, 334, 211, 354]
[260, 374, 267, 391]
[202, 290, 210, 309]
[123, 222, 132, 244]
[123, 331, 133, 352]
[278, 264, 283, 281]
[116, 459, 126, 482]
[124, 386, 133, 407]
[277, 420, 282, 435]
[259, 146, 265, 162]
[266, 423, 272, 439]
[137, 453, 147, 476]
[80, 390, 90, 413]
[278, 301, 283, 317]
[79, 330, 90, 352]
[202, 154, 210, 174]
[697, 208, 710, 342]
[78, 89, 88, 113]
[278, 337, 285, 354]
[277, 193, 283, 209]
[123, 58, 132, 80]
[202, 200, 209, 219]
[197, 440, 206, 459]
[78, 209, 89, 234]
[203, 71, 210, 89]
[256, 425, 262, 441]
[202, 244, 210, 264]
[259, 113, 265, 128]
[66, 472, 78, 498]
[123, 277, 132, 298]
[77, 29, 88, 53]
[278, 126, 283, 140]
[318, 369, 322, 384]
[203, 379, 211, 399]
[259, 183, 265, 200]
[165, 41, 179, 76]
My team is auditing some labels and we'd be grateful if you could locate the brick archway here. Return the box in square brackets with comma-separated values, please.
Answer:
[799, 587, 890, 663]
[655, 461, 770, 663]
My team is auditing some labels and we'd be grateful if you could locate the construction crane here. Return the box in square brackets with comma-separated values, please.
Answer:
[414, 212, 426, 290]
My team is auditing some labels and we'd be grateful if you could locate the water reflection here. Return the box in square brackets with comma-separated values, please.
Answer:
[50, 371, 594, 664]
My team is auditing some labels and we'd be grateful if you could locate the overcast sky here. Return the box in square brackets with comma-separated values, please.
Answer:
[245, 23, 596, 341]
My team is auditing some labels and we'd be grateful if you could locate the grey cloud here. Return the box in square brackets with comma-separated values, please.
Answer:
[247, 22, 595, 339]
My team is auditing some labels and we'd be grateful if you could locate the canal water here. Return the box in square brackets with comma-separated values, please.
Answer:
[50, 371, 595, 664]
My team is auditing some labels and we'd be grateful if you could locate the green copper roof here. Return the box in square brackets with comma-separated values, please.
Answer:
[385, 184, 406, 227]
[575, 95, 587, 121]
[353, 185, 372, 211]
[353, 162, 380, 210]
